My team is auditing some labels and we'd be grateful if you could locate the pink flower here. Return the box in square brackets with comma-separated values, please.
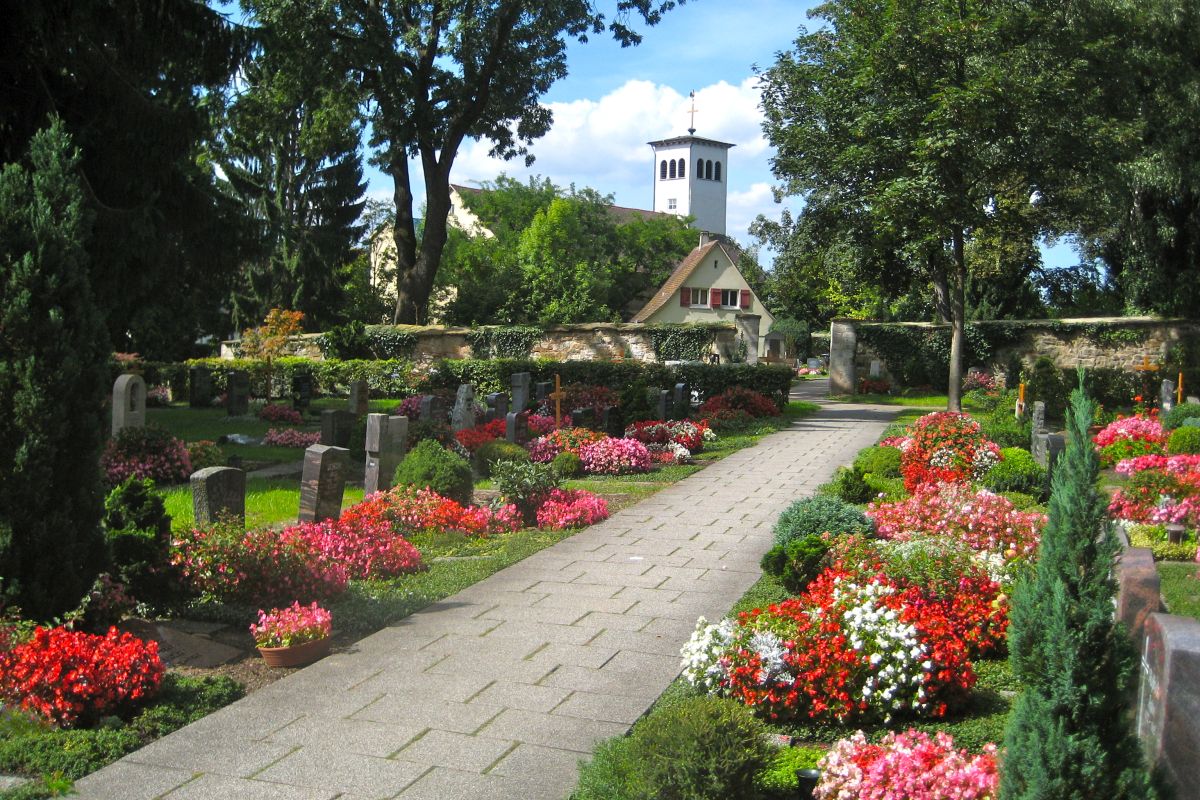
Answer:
[536, 489, 610, 529]
[579, 437, 652, 475]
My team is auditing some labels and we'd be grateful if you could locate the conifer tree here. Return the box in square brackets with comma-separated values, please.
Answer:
[0, 121, 109, 619]
[1001, 376, 1154, 799]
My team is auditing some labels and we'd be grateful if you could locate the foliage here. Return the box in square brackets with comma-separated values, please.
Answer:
[755, 746, 824, 796]
[579, 438, 652, 475]
[186, 440, 224, 470]
[535, 489, 609, 530]
[1168, 426, 1200, 455]
[827, 465, 874, 504]
[455, 419, 507, 454]
[773, 496, 874, 548]
[0, 627, 164, 728]
[550, 450, 583, 479]
[0, 122, 111, 620]
[1127, 524, 1197, 562]
[249, 602, 332, 648]
[100, 426, 193, 487]
[816, 729, 999, 800]
[238, 309, 305, 400]
[574, 696, 773, 800]
[759, 534, 830, 594]
[528, 427, 606, 462]
[1108, 456, 1200, 528]
[768, 317, 810, 360]
[900, 412, 1001, 492]
[1093, 414, 1167, 466]
[854, 446, 903, 478]
[262, 428, 322, 448]
[393, 440, 474, 507]
[647, 324, 720, 362]
[258, 403, 303, 425]
[1002, 381, 1156, 799]
[1162, 402, 1200, 431]
[185, 356, 417, 398]
[491, 460, 561, 526]
[1024, 356, 1069, 421]
[101, 479, 174, 606]
[698, 387, 781, 419]
[977, 393, 1033, 449]
[473, 440, 530, 478]
[624, 420, 706, 453]
[466, 326, 543, 359]
[982, 448, 1047, 500]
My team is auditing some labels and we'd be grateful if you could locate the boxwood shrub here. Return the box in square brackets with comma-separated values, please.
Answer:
[772, 496, 874, 548]
[393, 440, 474, 506]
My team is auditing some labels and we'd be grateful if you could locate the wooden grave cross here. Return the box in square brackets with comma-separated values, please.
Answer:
[549, 374, 567, 429]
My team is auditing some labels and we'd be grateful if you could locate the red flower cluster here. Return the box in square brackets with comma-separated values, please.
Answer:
[362, 486, 522, 537]
[0, 626, 164, 727]
[899, 412, 999, 491]
[562, 384, 619, 415]
[858, 378, 892, 394]
[624, 419, 706, 452]
[528, 427, 606, 462]
[101, 426, 192, 486]
[287, 510, 423, 581]
[454, 419, 507, 453]
[697, 386, 780, 418]
[258, 403, 303, 425]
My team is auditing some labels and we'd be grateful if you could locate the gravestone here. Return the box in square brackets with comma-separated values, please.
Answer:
[291, 373, 313, 410]
[485, 392, 509, 423]
[112, 374, 147, 436]
[1032, 431, 1066, 476]
[1031, 401, 1046, 434]
[672, 383, 691, 420]
[510, 372, 532, 414]
[1137, 613, 1200, 799]
[190, 466, 246, 526]
[603, 406, 626, 438]
[419, 394, 448, 424]
[807, 358, 823, 371]
[828, 321, 857, 395]
[572, 407, 596, 430]
[869, 360, 882, 379]
[1117, 547, 1162, 645]
[505, 411, 529, 445]
[364, 414, 408, 495]
[648, 389, 669, 421]
[1189, 395, 1199, 405]
[188, 366, 213, 408]
[320, 409, 356, 448]
[226, 370, 250, 416]
[348, 380, 369, 416]
[451, 384, 477, 432]
[535, 381, 552, 407]
[298, 444, 350, 522]
[1162, 379, 1176, 414]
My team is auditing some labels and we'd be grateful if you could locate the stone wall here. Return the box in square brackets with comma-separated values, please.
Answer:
[222, 323, 739, 367]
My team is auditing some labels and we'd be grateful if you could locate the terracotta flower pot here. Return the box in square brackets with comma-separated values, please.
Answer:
[256, 636, 331, 668]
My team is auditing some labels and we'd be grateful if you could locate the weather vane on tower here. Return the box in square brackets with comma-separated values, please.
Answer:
[687, 90, 698, 135]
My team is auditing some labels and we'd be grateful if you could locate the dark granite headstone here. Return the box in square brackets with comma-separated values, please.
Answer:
[189, 366, 213, 408]
[602, 406, 625, 438]
[291, 373, 313, 410]
[505, 411, 529, 445]
[364, 413, 408, 495]
[672, 383, 691, 420]
[348, 380, 369, 416]
[1117, 547, 1162, 645]
[190, 466, 246, 526]
[299, 444, 349, 522]
[451, 384, 477, 432]
[572, 407, 596, 430]
[649, 388, 669, 421]
[510, 372, 532, 414]
[419, 394, 448, 424]
[1138, 613, 1200, 799]
[1032, 430, 1066, 474]
[535, 381, 552, 407]
[485, 392, 509, 423]
[112, 374, 147, 436]
[321, 409, 356, 448]
[227, 370, 250, 416]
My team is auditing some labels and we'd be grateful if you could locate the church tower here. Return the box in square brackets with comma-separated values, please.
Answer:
[649, 94, 734, 236]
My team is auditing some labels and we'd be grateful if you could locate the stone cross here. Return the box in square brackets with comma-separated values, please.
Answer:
[672, 383, 690, 420]
[190, 467, 246, 526]
[451, 384, 477, 432]
[320, 409, 356, 448]
[485, 392, 509, 423]
[291, 373, 313, 410]
[299, 444, 349, 522]
[505, 410, 529, 445]
[188, 366, 213, 408]
[364, 414, 408, 495]
[548, 375, 567, 428]
[348, 380, 369, 416]
[510, 372, 532, 414]
[112, 374, 147, 437]
[226, 370, 250, 416]
[1162, 379, 1176, 414]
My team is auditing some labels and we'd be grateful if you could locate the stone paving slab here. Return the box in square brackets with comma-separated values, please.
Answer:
[72, 394, 893, 800]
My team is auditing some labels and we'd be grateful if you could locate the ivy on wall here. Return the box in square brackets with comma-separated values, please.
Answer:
[466, 326, 542, 359]
[645, 323, 722, 361]
[318, 322, 417, 359]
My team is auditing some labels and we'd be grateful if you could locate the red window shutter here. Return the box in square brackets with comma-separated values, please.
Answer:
[680, 288, 690, 307]
[740, 289, 751, 309]
[711, 290, 721, 308]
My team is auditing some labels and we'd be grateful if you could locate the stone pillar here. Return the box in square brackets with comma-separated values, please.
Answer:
[112, 374, 147, 437]
[299, 445, 349, 522]
[1138, 613, 1200, 798]
[828, 321, 857, 395]
[226, 370, 250, 416]
[735, 313, 761, 365]
[510, 372, 532, 414]
[364, 414, 408, 495]
[320, 409, 356, 448]
[348, 380, 369, 416]
[188, 366, 213, 408]
[190, 467, 246, 526]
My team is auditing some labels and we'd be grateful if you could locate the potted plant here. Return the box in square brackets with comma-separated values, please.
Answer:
[250, 601, 332, 668]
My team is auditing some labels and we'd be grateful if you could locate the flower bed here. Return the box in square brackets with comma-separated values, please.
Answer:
[364, 485, 522, 537]
[1093, 414, 1167, 467]
[816, 729, 999, 800]
[101, 426, 192, 485]
[698, 386, 780, 418]
[250, 602, 332, 648]
[535, 489, 610, 529]
[579, 437, 652, 475]
[262, 428, 322, 448]
[624, 419, 708, 453]
[528, 427, 606, 462]
[1109, 460, 1200, 527]
[259, 403, 303, 425]
[899, 412, 1000, 491]
[454, 418, 507, 453]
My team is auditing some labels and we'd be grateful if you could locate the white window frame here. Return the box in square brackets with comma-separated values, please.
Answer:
[719, 289, 740, 308]
[689, 287, 710, 308]
[667, 198, 677, 210]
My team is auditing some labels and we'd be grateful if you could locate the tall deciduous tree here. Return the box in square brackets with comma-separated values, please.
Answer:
[0, 122, 110, 620]
[248, 0, 682, 324]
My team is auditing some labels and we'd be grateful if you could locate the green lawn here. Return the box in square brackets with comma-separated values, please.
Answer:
[160, 478, 366, 530]
[146, 405, 318, 468]
[1159, 562, 1200, 619]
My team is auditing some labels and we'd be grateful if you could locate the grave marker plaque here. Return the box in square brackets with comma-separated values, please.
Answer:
[188, 366, 213, 408]
[505, 411, 529, 445]
[320, 409, 356, 448]
[364, 414, 408, 494]
[299, 444, 349, 522]
[1137, 613, 1200, 799]
[348, 380, 369, 416]
[510, 372, 532, 414]
[226, 370, 250, 416]
[112, 374, 147, 436]
[190, 466, 246, 526]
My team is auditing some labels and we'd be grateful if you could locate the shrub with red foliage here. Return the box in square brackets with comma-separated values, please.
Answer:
[698, 386, 780, 418]
[0, 626, 165, 727]
[259, 403, 303, 425]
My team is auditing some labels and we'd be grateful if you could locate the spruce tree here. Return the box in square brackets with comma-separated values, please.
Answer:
[0, 121, 110, 620]
[1001, 376, 1154, 799]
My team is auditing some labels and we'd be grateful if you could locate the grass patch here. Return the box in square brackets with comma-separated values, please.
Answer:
[160, 478, 365, 529]
[145, 405, 318, 468]
[1159, 562, 1200, 619]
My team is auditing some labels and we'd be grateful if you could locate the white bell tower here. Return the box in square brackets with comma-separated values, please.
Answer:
[649, 92, 734, 236]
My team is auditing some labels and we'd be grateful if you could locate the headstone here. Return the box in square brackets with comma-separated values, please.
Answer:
[602, 406, 625, 438]
[510, 372, 532, 414]
[291, 373, 313, 410]
[828, 321, 857, 395]
[1162, 379, 1176, 414]
[648, 389, 669, 421]
[535, 381, 552, 406]
[190, 466, 246, 526]
[226, 370, 250, 416]
[451, 384, 477, 432]
[572, 407, 596, 430]
[869, 360, 882, 379]
[320, 409, 356, 448]
[485, 392, 509, 423]
[1117, 547, 1162, 645]
[188, 366, 213, 408]
[807, 358, 823, 371]
[1189, 396, 1199, 405]
[672, 383, 691, 420]
[1032, 430, 1067, 475]
[1137, 613, 1200, 798]
[364, 414, 408, 495]
[112, 374, 147, 436]
[419, 394, 448, 424]
[298, 444, 350, 522]
[1031, 401, 1046, 433]
[348, 380, 369, 416]
[505, 411, 529, 445]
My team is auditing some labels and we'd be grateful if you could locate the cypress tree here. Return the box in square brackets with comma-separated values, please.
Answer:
[1001, 376, 1154, 799]
[0, 120, 110, 620]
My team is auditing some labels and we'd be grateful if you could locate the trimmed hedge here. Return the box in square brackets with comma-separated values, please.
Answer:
[182, 357, 417, 398]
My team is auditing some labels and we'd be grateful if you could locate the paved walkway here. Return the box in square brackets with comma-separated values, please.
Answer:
[74, 385, 894, 800]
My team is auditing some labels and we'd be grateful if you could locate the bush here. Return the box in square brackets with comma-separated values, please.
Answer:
[100, 426, 192, 486]
[535, 489, 609, 529]
[551, 450, 583, 478]
[393, 440, 474, 507]
[491, 460, 561, 525]
[474, 439, 530, 477]
[983, 447, 1047, 499]
[755, 746, 823, 797]
[186, 440, 224, 470]
[698, 386, 780, 418]
[1024, 355, 1069, 420]
[704, 407, 756, 432]
[853, 446, 902, 478]
[258, 403, 302, 425]
[760, 534, 830, 593]
[772, 496, 874, 548]
[1168, 426, 1200, 455]
[574, 696, 773, 800]
[101, 478, 174, 606]
[826, 466, 874, 504]
[1162, 402, 1200, 430]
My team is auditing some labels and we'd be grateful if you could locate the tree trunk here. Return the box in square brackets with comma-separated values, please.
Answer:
[947, 227, 967, 413]
[388, 154, 419, 324]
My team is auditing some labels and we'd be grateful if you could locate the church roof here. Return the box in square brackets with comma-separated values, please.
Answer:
[630, 237, 744, 323]
[647, 135, 735, 149]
